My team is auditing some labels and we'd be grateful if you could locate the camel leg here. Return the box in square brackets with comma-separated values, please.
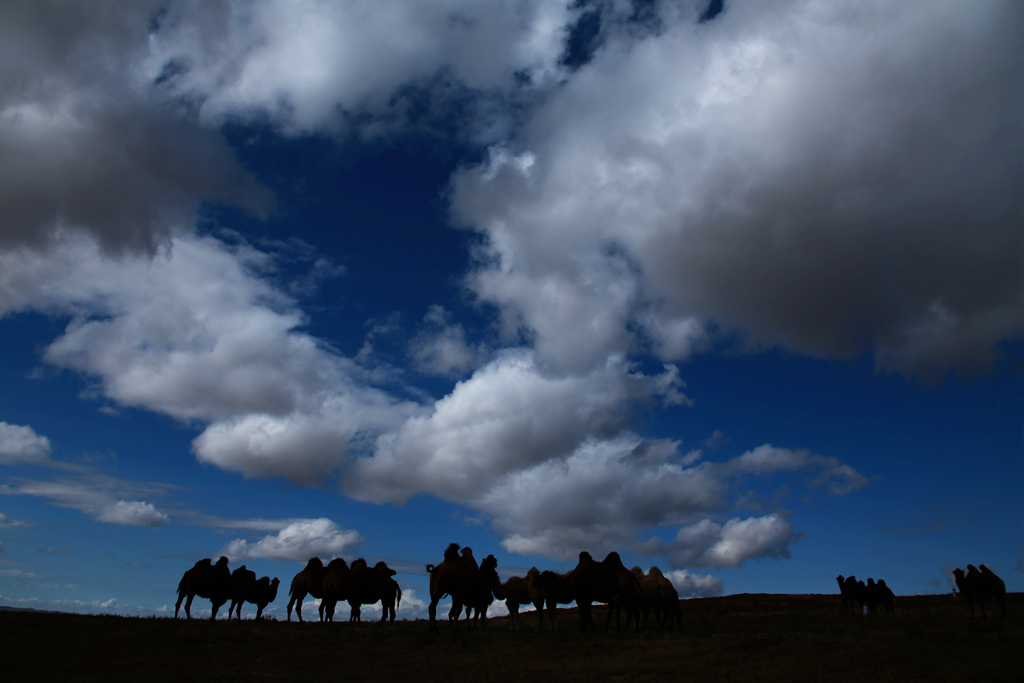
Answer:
[428, 598, 439, 632]
[256, 604, 264, 620]
[175, 592, 185, 619]
[184, 594, 195, 619]
[211, 598, 226, 620]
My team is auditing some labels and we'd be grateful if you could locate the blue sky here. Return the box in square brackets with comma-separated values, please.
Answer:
[0, 0, 1020, 619]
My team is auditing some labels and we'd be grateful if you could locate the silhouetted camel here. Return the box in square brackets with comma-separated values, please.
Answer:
[836, 575, 864, 616]
[320, 558, 352, 623]
[954, 564, 1006, 619]
[533, 568, 578, 631]
[426, 543, 495, 632]
[231, 575, 280, 619]
[229, 565, 257, 619]
[287, 557, 329, 622]
[864, 578, 895, 614]
[346, 559, 401, 623]
[567, 551, 644, 633]
[632, 566, 682, 628]
[175, 556, 232, 619]
[490, 567, 548, 631]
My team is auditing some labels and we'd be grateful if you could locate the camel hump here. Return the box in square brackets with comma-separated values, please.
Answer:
[194, 558, 212, 569]
[648, 566, 664, 577]
[603, 551, 624, 567]
[443, 543, 461, 561]
[350, 558, 367, 571]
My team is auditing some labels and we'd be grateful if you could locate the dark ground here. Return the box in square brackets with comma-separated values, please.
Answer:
[1, 593, 1020, 682]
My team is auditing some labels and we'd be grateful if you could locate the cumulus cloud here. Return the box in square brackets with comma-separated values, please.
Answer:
[0, 422, 52, 465]
[96, 501, 169, 527]
[0, 232, 422, 485]
[218, 518, 363, 561]
[348, 351, 687, 504]
[144, 0, 574, 135]
[0, 2, 272, 254]
[450, 0, 1023, 379]
[0, 0, 896, 575]
[665, 569, 725, 598]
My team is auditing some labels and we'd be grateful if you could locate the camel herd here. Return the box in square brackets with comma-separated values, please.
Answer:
[173, 549, 1010, 627]
[952, 564, 1007, 619]
[835, 575, 895, 616]
[175, 557, 279, 620]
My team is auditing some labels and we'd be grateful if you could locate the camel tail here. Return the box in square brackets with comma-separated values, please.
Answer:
[396, 585, 402, 611]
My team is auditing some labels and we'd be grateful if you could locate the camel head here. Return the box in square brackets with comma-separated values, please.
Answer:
[216, 556, 229, 567]
[481, 555, 498, 572]
[373, 562, 397, 577]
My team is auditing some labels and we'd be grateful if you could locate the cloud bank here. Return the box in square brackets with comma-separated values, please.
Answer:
[1, 0, 1017, 575]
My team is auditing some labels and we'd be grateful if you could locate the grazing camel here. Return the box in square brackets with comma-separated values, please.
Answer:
[232, 576, 280, 620]
[490, 567, 548, 631]
[347, 560, 401, 623]
[954, 564, 1007, 619]
[175, 556, 232, 619]
[426, 543, 495, 632]
[229, 565, 257, 619]
[632, 566, 681, 628]
[569, 551, 643, 633]
[320, 558, 352, 623]
[287, 557, 330, 622]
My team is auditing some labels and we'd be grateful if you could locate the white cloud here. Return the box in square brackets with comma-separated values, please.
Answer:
[218, 518, 363, 562]
[145, 0, 574, 135]
[0, 232, 423, 485]
[95, 500, 169, 527]
[348, 351, 686, 504]
[0, 422, 52, 465]
[1, 475, 173, 528]
[664, 568, 725, 598]
[650, 514, 797, 569]
[450, 0, 1023, 379]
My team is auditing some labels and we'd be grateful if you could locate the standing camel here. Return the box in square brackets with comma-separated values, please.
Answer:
[490, 567, 548, 631]
[175, 556, 232, 619]
[632, 566, 681, 628]
[569, 551, 643, 633]
[287, 557, 329, 622]
[425, 543, 495, 632]
[347, 560, 401, 622]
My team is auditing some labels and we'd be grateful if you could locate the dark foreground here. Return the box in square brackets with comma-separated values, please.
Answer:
[1, 593, 1021, 682]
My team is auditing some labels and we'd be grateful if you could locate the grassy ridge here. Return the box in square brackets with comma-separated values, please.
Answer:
[1, 593, 1020, 682]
